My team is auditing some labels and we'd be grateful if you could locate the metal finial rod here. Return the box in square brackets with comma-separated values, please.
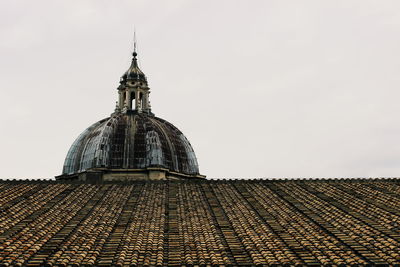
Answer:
[133, 27, 137, 56]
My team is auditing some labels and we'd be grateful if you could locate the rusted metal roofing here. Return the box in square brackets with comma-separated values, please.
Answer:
[0, 178, 399, 265]
[62, 112, 199, 176]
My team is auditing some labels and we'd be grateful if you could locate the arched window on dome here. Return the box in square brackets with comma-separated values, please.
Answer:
[130, 91, 135, 110]
[138, 92, 143, 110]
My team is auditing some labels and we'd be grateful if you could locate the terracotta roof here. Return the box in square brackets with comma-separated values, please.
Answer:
[0, 179, 399, 265]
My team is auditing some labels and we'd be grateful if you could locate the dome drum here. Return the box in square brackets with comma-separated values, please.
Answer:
[57, 167, 205, 182]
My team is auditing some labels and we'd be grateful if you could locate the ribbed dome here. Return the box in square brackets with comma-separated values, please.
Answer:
[58, 44, 204, 181]
[62, 112, 200, 176]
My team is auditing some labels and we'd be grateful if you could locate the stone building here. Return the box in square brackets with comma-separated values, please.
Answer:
[0, 44, 399, 266]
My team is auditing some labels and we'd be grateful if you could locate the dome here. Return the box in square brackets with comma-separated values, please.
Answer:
[61, 112, 201, 180]
[57, 45, 204, 181]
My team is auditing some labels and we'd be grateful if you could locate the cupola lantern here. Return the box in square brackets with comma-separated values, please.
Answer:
[118, 51, 152, 114]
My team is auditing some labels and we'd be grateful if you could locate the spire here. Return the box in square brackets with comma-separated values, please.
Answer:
[133, 28, 137, 55]
[126, 29, 143, 75]
[131, 50, 138, 68]
[116, 34, 152, 115]
[132, 28, 138, 63]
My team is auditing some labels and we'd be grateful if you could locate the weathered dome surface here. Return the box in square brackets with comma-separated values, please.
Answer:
[60, 47, 204, 180]
[62, 112, 199, 176]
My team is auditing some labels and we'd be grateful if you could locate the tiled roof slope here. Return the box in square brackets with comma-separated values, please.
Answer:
[0, 179, 400, 266]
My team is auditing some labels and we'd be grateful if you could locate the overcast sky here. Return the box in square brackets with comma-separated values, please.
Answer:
[1, 0, 400, 179]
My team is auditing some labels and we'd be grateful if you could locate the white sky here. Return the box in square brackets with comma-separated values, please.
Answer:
[1, 0, 400, 179]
